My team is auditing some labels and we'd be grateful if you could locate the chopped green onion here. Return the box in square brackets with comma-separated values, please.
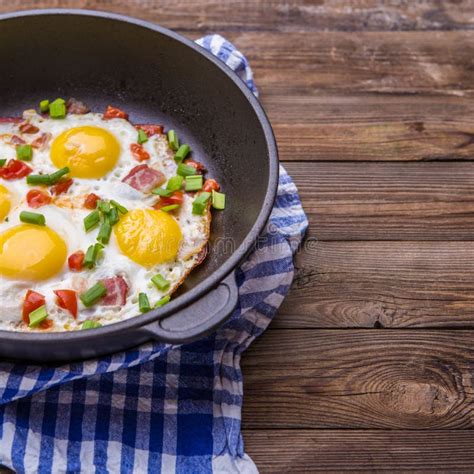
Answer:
[83, 210, 100, 232]
[28, 305, 48, 328]
[212, 190, 226, 210]
[53, 98, 65, 104]
[155, 295, 171, 308]
[81, 320, 102, 330]
[160, 204, 180, 212]
[151, 274, 170, 291]
[138, 292, 151, 313]
[110, 200, 128, 214]
[0, 159, 6, 167]
[97, 200, 111, 215]
[192, 192, 211, 215]
[152, 187, 173, 197]
[185, 175, 203, 191]
[167, 130, 179, 151]
[20, 210, 45, 226]
[137, 129, 148, 144]
[166, 175, 184, 191]
[108, 207, 119, 225]
[177, 163, 196, 177]
[97, 220, 112, 245]
[80, 282, 107, 307]
[83, 243, 103, 268]
[16, 144, 32, 161]
[174, 144, 190, 163]
[49, 98, 66, 119]
[39, 99, 50, 113]
[49, 167, 70, 184]
[26, 174, 51, 185]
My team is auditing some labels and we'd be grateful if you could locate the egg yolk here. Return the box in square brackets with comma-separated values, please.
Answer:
[114, 209, 182, 267]
[50, 126, 120, 179]
[0, 185, 11, 221]
[0, 224, 67, 280]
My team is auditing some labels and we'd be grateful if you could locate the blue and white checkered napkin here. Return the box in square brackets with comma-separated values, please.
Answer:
[0, 35, 308, 473]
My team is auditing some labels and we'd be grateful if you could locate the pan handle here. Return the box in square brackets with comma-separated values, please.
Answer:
[143, 271, 239, 343]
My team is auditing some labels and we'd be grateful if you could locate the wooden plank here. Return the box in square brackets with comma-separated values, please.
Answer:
[267, 95, 474, 162]
[241, 330, 474, 429]
[243, 430, 474, 472]
[277, 241, 474, 329]
[285, 161, 474, 241]
[8, 1, 474, 33]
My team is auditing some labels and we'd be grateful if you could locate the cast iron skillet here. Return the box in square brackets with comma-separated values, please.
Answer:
[0, 9, 278, 362]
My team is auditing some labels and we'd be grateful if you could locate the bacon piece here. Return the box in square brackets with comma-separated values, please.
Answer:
[19, 122, 39, 134]
[31, 132, 52, 150]
[9, 135, 25, 145]
[0, 160, 32, 180]
[66, 98, 90, 114]
[27, 189, 52, 208]
[153, 191, 183, 210]
[122, 164, 165, 193]
[135, 124, 164, 137]
[103, 105, 129, 120]
[51, 178, 73, 196]
[100, 276, 129, 306]
[185, 159, 206, 173]
[130, 143, 150, 162]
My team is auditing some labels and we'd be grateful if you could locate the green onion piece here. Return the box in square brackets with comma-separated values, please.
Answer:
[97, 220, 112, 245]
[49, 99, 66, 119]
[108, 207, 119, 225]
[174, 144, 190, 163]
[83, 243, 103, 269]
[53, 98, 65, 104]
[138, 292, 151, 313]
[166, 175, 184, 191]
[39, 99, 50, 113]
[160, 204, 180, 212]
[97, 200, 111, 215]
[80, 282, 107, 307]
[185, 175, 203, 192]
[0, 159, 6, 167]
[110, 200, 128, 214]
[16, 144, 32, 161]
[81, 320, 102, 330]
[212, 190, 226, 210]
[20, 210, 45, 226]
[83, 210, 100, 232]
[155, 295, 171, 308]
[26, 174, 51, 185]
[151, 274, 170, 291]
[192, 192, 211, 215]
[177, 163, 196, 177]
[137, 129, 148, 144]
[28, 305, 48, 328]
[152, 187, 173, 197]
[49, 167, 70, 184]
[167, 130, 179, 151]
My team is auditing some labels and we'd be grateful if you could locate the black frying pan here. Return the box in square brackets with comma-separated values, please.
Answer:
[0, 9, 278, 362]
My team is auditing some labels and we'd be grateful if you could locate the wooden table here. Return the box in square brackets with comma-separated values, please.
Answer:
[3, 1, 474, 471]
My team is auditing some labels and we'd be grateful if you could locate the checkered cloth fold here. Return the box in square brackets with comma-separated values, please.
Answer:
[0, 34, 308, 473]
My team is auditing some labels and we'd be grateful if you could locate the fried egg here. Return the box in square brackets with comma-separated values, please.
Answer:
[0, 104, 215, 331]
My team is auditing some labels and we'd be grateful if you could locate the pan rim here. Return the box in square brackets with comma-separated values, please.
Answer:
[0, 8, 279, 343]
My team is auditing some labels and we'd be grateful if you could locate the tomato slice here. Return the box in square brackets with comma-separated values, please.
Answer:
[130, 143, 150, 162]
[84, 193, 100, 209]
[103, 105, 129, 120]
[26, 189, 52, 208]
[185, 159, 206, 173]
[51, 178, 73, 195]
[135, 124, 163, 137]
[68, 250, 85, 272]
[0, 160, 32, 180]
[54, 289, 78, 318]
[22, 290, 45, 325]
[203, 178, 220, 193]
[154, 191, 184, 209]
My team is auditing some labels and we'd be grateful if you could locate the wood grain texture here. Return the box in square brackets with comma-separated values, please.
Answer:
[244, 430, 474, 472]
[242, 330, 474, 429]
[2, 0, 474, 32]
[286, 161, 474, 240]
[277, 241, 474, 328]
